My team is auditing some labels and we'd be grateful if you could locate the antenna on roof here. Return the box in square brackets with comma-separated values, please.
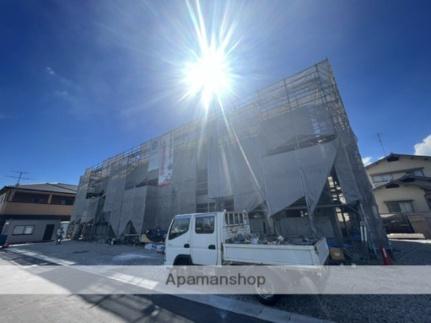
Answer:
[6, 171, 31, 186]
[377, 133, 387, 157]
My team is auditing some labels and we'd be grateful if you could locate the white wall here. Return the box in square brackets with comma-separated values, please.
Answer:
[374, 185, 430, 214]
[367, 156, 431, 186]
[2, 219, 61, 244]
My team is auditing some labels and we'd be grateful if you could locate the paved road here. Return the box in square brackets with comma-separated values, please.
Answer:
[0, 251, 266, 323]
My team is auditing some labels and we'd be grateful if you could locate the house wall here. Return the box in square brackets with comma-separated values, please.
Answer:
[1, 219, 61, 244]
[2, 202, 72, 216]
[374, 185, 430, 214]
[0, 188, 75, 241]
[0, 192, 9, 213]
[368, 158, 431, 239]
[367, 156, 431, 185]
[0, 189, 74, 217]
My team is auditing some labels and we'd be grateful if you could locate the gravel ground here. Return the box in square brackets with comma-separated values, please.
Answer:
[278, 294, 431, 323]
[6, 238, 431, 322]
[276, 239, 431, 322]
[390, 239, 431, 265]
[235, 239, 431, 322]
[232, 293, 431, 323]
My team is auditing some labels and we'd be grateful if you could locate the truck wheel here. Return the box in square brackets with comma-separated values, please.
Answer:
[255, 293, 280, 305]
[173, 256, 192, 265]
[255, 278, 280, 305]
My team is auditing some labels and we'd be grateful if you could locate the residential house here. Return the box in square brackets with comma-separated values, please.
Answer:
[0, 183, 77, 244]
[366, 153, 431, 238]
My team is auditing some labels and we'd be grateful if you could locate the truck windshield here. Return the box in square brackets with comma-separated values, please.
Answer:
[168, 217, 190, 240]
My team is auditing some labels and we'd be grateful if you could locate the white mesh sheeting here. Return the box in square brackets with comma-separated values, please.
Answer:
[71, 180, 88, 222]
[103, 168, 127, 236]
[125, 162, 148, 189]
[298, 141, 338, 214]
[69, 60, 388, 251]
[334, 148, 362, 203]
[118, 186, 147, 235]
[259, 104, 337, 216]
[80, 198, 98, 223]
[172, 146, 197, 214]
[208, 119, 234, 198]
[207, 125, 264, 211]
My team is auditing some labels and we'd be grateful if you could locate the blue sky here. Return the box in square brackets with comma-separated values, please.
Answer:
[0, 0, 430, 186]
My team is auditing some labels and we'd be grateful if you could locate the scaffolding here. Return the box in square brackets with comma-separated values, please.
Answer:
[70, 60, 388, 255]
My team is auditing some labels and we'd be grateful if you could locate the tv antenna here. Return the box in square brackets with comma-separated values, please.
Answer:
[6, 171, 31, 186]
[377, 133, 387, 156]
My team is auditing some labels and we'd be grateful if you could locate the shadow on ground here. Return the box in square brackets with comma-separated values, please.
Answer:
[391, 239, 431, 265]
[79, 294, 264, 323]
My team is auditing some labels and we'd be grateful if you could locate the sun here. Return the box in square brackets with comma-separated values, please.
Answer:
[181, 1, 234, 110]
[184, 46, 231, 108]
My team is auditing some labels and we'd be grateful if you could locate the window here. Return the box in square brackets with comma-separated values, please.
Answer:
[12, 225, 34, 235]
[23, 226, 34, 234]
[385, 201, 414, 213]
[51, 195, 75, 205]
[225, 212, 245, 226]
[168, 217, 190, 240]
[372, 174, 392, 184]
[195, 216, 215, 234]
[406, 169, 425, 177]
[12, 192, 49, 204]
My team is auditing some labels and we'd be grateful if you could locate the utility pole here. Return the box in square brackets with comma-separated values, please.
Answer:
[377, 133, 387, 156]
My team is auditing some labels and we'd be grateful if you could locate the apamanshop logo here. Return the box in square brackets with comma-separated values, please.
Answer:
[166, 272, 266, 288]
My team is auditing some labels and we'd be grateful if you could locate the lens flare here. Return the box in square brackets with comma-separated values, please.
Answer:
[182, 0, 236, 109]
[184, 47, 230, 109]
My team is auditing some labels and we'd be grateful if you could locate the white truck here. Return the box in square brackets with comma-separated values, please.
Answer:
[164, 211, 329, 303]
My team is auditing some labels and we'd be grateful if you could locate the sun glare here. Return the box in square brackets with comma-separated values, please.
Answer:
[184, 46, 231, 108]
[182, 0, 235, 109]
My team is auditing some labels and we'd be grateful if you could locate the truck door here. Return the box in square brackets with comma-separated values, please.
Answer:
[165, 216, 191, 265]
[191, 214, 218, 265]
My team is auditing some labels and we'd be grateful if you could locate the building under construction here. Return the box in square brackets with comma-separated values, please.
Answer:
[70, 60, 388, 255]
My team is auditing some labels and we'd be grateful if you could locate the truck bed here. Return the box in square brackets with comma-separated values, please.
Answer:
[222, 238, 329, 265]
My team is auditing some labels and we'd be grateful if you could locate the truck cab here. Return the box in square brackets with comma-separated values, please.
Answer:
[165, 212, 228, 265]
[165, 211, 250, 265]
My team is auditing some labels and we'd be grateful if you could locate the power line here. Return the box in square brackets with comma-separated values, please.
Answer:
[5, 171, 31, 186]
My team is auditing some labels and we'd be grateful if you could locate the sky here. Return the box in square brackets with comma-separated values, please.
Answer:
[0, 0, 430, 187]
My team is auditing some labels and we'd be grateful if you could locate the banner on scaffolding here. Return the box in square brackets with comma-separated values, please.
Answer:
[148, 140, 159, 171]
[158, 133, 173, 185]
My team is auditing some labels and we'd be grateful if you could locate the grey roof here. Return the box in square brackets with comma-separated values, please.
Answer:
[2, 183, 77, 194]
[365, 153, 431, 169]
[374, 174, 431, 191]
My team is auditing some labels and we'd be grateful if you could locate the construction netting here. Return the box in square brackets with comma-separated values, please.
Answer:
[70, 60, 388, 251]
